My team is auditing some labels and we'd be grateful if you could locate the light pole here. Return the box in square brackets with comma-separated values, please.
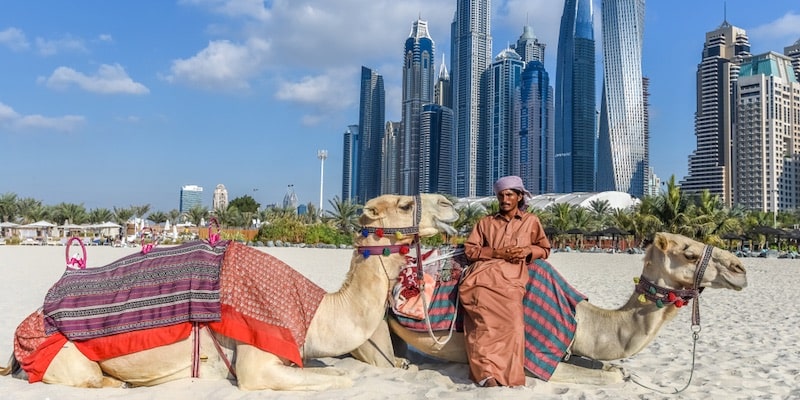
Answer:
[317, 150, 327, 215]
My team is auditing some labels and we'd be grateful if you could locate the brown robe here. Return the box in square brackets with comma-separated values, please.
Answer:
[459, 210, 550, 386]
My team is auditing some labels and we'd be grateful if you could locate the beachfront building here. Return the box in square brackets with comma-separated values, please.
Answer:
[555, 0, 596, 193]
[732, 52, 800, 213]
[357, 66, 385, 203]
[179, 185, 203, 214]
[786, 39, 800, 81]
[212, 184, 228, 211]
[341, 124, 359, 203]
[487, 47, 525, 191]
[451, 0, 492, 197]
[399, 18, 435, 195]
[515, 58, 554, 195]
[597, 0, 647, 198]
[680, 20, 751, 207]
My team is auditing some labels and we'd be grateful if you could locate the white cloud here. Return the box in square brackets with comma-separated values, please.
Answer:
[42, 64, 149, 95]
[0, 27, 29, 51]
[165, 38, 269, 91]
[0, 101, 84, 133]
[35, 35, 88, 56]
[750, 11, 800, 41]
[98, 34, 114, 43]
[180, 0, 271, 21]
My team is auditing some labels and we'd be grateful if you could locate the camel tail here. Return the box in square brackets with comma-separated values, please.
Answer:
[0, 354, 20, 376]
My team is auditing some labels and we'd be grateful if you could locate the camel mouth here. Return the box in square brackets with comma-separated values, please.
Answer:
[436, 220, 457, 236]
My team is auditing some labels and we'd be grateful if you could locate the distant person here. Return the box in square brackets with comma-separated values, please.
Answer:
[459, 175, 551, 387]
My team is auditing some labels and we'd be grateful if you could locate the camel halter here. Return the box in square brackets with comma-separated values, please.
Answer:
[629, 244, 714, 394]
[356, 195, 423, 260]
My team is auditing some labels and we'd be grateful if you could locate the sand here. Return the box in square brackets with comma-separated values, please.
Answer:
[0, 244, 797, 400]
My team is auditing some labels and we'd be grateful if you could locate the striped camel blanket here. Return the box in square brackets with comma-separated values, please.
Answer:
[43, 241, 228, 339]
[392, 254, 586, 381]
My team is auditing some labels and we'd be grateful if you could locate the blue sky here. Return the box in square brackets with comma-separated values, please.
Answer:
[1, 1, 799, 213]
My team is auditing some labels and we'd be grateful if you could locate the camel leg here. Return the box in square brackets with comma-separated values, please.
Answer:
[547, 362, 627, 385]
[43, 342, 126, 388]
[234, 344, 352, 391]
[350, 319, 411, 368]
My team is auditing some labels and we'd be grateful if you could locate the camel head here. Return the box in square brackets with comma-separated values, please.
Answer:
[644, 232, 747, 292]
[359, 194, 458, 240]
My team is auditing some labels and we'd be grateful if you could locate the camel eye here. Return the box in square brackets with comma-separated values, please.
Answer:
[399, 202, 413, 212]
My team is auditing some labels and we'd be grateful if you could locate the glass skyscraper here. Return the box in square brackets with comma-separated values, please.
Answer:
[488, 48, 525, 190]
[341, 124, 359, 202]
[400, 19, 435, 195]
[451, 0, 492, 197]
[357, 66, 385, 203]
[555, 0, 596, 193]
[597, 0, 647, 197]
[179, 185, 203, 214]
[516, 60, 554, 194]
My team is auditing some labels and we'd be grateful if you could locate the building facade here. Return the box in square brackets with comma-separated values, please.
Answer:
[733, 52, 800, 212]
[515, 60, 554, 194]
[555, 0, 596, 193]
[512, 25, 545, 64]
[420, 104, 454, 194]
[786, 39, 800, 81]
[179, 185, 203, 214]
[382, 121, 401, 194]
[451, 0, 492, 197]
[487, 48, 525, 191]
[357, 66, 385, 203]
[597, 0, 648, 198]
[341, 124, 359, 202]
[400, 19, 435, 195]
[680, 21, 750, 207]
[212, 184, 228, 211]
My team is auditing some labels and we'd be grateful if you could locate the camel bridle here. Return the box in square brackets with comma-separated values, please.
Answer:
[629, 244, 714, 394]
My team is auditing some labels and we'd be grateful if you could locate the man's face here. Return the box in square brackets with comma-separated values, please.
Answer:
[496, 189, 521, 212]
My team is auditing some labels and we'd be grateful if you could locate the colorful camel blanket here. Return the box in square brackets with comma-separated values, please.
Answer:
[17, 241, 326, 382]
[392, 253, 586, 381]
[42, 241, 228, 339]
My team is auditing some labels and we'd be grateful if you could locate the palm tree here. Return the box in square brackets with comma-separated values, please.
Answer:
[454, 203, 486, 237]
[323, 196, 361, 234]
[17, 197, 48, 224]
[0, 192, 18, 222]
[187, 205, 209, 227]
[52, 202, 89, 225]
[147, 211, 169, 225]
[168, 209, 181, 224]
[88, 208, 115, 224]
[113, 206, 134, 240]
[588, 199, 612, 229]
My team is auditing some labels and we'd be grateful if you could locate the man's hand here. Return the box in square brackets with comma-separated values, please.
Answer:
[494, 246, 528, 263]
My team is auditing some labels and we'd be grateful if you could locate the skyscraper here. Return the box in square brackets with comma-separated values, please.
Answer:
[515, 59, 554, 194]
[680, 21, 750, 206]
[488, 47, 525, 190]
[179, 185, 203, 214]
[451, 0, 492, 197]
[357, 66, 385, 203]
[435, 55, 452, 108]
[382, 121, 401, 194]
[512, 24, 545, 64]
[341, 124, 359, 202]
[555, 0, 596, 193]
[212, 184, 228, 211]
[420, 104, 454, 194]
[785, 38, 800, 81]
[597, 0, 647, 198]
[733, 52, 800, 212]
[400, 19, 435, 195]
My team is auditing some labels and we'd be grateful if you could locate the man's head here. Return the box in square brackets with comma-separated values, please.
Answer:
[493, 175, 531, 212]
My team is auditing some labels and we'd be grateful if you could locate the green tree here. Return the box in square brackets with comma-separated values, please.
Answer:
[88, 208, 115, 224]
[187, 205, 210, 227]
[17, 197, 48, 224]
[0, 192, 19, 222]
[147, 211, 169, 224]
[52, 202, 88, 225]
[454, 203, 486, 237]
[229, 195, 260, 213]
[323, 196, 361, 234]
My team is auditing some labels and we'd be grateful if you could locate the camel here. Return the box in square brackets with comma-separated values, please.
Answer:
[354, 232, 748, 385]
[0, 193, 458, 391]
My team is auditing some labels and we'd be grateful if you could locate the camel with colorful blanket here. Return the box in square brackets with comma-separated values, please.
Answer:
[354, 232, 748, 385]
[0, 194, 458, 391]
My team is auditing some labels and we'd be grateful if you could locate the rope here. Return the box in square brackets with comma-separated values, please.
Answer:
[629, 329, 700, 394]
[416, 247, 465, 348]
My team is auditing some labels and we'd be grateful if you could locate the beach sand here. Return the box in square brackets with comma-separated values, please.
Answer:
[0, 244, 797, 400]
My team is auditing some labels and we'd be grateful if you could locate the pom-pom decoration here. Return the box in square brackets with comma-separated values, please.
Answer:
[382, 248, 391, 256]
[656, 299, 664, 308]
[361, 228, 369, 238]
[674, 298, 685, 308]
[633, 276, 640, 284]
[637, 294, 647, 303]
[362, 249, 371, 258]
[399, 246, 410, 255]
[395, 231, 404, 240]
[375, 228, 384, 238]
[667, 292, 677, 302]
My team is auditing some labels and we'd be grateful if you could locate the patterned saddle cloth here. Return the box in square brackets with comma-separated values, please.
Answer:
[391, 248, 587, 381]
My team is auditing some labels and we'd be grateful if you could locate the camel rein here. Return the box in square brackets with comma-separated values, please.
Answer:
[628, 244, 713, 394]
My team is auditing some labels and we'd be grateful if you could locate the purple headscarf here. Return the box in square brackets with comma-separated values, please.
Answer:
[493, 175, 532, 208]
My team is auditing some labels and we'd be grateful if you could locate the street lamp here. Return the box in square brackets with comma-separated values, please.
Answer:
[317, 150, 328, 215]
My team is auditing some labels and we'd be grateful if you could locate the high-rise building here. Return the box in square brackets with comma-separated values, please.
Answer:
[382, 121, 401, 194]
[555, 0, 596, 193]
[179, 185, 203, 214]
[488, 48, 525, 191]
[597, 0, 647, 198]
[420, 104, 454, 194]
[733, 52, 800, 212]
[785, 38, 800, 81]
[357, 66, 385, 203]
[451, 0, 492, 197]
[435, 55, 452, 108]
[212, 184, 228, 211]
[512, 25, 545, 64]
[341, 124, 359, 202]
[515, 59, 554, 194]
[400, 19, 435, 195]
[680, 21, 750, 206]
[283, 184, 298, 211]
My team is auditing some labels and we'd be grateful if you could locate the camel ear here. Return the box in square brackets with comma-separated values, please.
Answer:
[653, 232, 670, 252]
[359, 197, 386, 225]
